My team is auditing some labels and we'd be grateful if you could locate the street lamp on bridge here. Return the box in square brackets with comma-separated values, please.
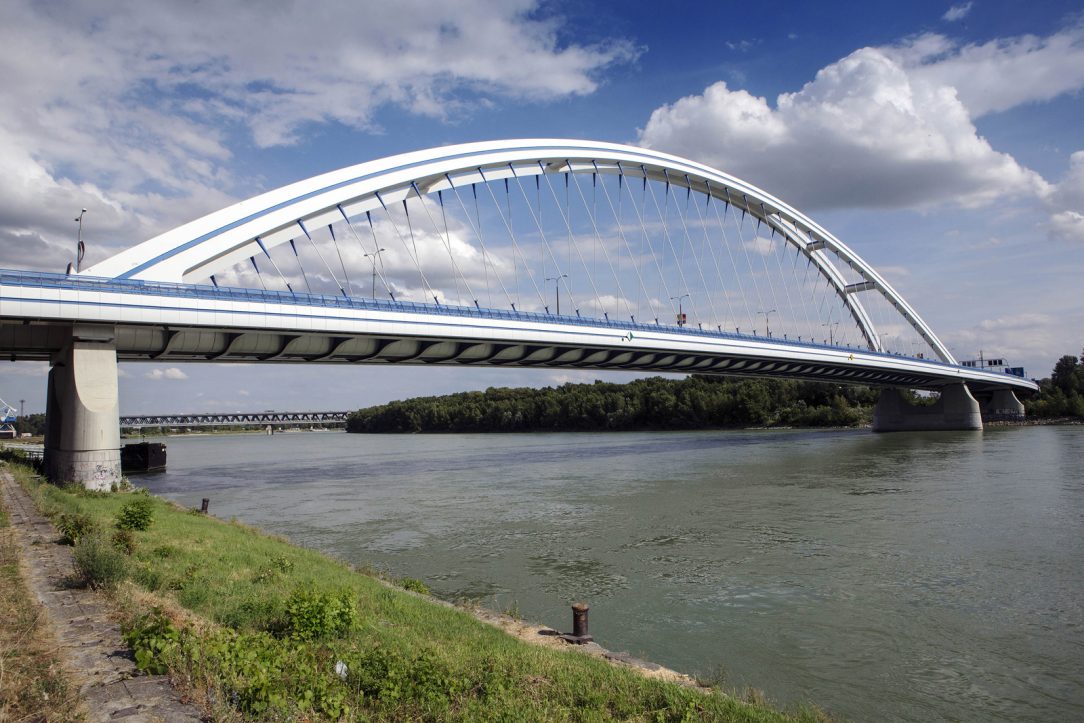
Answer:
[545, 274, 567, 315]
[364, 248, 386, 299]
[73, 208, 87, 273]
[670, 294, 690, 327]
[758, 308, 776, 338]
[822, 321, 839, 345]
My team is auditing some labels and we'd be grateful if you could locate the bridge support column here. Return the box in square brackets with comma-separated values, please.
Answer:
[44, 325, 121, 490]
[872, 384, 983, 432]
[979, 389, 1026, 420]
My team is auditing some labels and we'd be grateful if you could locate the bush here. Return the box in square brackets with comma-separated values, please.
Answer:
[116, 496, 155, 531]
[399, 577, 430, 595]
[72, 534, 128, 589]
[111, 529, 137, 555]
[56, 512, 98, 545]
[283, 588, 358, 641]
[122, 608, 179, 675]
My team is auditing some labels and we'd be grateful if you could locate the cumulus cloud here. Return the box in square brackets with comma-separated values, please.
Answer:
[144, 367, 188, 381]
[639, 46, 1048, 210]
[942, 3, 973, 22]
[891, 25, 1084, 117]
[1049, 210, 1084, 242]
[0, 0, 636, 273]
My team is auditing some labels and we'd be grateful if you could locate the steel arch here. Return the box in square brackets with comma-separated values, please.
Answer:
[83, 139, 955, 364]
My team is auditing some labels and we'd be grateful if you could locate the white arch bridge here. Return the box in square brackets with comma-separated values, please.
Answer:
[0, 139, 1035, 488]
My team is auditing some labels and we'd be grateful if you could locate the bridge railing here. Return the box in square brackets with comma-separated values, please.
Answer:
[0, 269, 1022, 377]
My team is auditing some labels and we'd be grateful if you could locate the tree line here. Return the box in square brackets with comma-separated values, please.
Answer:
[1024, 353, 1084, 418]
[346, 376, 882, 433]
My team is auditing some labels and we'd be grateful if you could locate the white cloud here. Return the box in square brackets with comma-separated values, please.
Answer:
[949, 311, 1082, 374]
[639, 46, 1048, 210]
[1049, 211, 1084, 242]
[0, 0, 636, 273]
[144, 367, 188, 381]
[1042, 150, 1084, 241]
[891, 26, 1084, 117]
[942, 3, 973, 22]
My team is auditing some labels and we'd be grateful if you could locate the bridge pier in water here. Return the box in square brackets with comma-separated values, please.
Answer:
[44, 324, 122, 490]
[977, 388, 1026, 419]
[872, 384, 984, 432]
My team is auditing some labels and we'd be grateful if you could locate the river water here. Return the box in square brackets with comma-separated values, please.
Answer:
[133, 426, 1084, 721]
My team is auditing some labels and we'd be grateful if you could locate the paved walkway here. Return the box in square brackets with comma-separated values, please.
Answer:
[0, 470, 202, 722]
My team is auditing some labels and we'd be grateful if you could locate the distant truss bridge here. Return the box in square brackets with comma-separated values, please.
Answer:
[119, 411, 350, 429]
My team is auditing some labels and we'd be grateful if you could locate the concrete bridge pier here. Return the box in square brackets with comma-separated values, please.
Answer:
[872, 384, 983, 432]
[44, 324, 122, 490]
[978, 389, 1026, 419]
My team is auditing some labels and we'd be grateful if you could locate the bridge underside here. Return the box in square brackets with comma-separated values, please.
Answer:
[3, 319, 1012, 393]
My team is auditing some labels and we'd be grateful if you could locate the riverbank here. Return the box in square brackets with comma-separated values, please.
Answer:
[2, 459, 824, 721]
[0, 476, 79, 721]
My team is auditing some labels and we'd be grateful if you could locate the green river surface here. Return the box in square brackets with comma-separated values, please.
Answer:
[133, 425, 1083, 721]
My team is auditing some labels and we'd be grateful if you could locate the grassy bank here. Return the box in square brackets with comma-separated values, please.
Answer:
[0, 480, 81, 721]
[6, 461, 826, 722]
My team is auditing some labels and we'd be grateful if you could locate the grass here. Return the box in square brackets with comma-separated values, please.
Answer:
[7, 461, 829, 722]
[0, 480, 82, 721]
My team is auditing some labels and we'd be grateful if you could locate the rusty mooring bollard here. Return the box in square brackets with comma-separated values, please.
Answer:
[200, 498, 209, 514]
[571, 602, 593, 643]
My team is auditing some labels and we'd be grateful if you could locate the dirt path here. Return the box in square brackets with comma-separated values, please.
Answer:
[0, 470, 202, 722]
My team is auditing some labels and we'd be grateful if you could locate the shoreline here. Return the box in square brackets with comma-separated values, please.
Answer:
[1, 458, 814, 721]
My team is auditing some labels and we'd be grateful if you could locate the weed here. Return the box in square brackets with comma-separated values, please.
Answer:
[253, 555, 295, 583]
[399, 576, 430, 595]
[150, 544, 178, 558]
[72, 534, 128, 589]
[56, 512, 97, 545]
[111, 528, 137, 555]
[132, 563, 164, 591]
[696, 663, 729, 690]
[122, 608, 179, 675]
[116, 496, 154, 531]
[283, 588, 358, 641]
[501, 597, 521, 620]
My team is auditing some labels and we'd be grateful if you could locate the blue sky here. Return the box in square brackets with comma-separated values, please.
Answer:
[1, 0, 1082, 414]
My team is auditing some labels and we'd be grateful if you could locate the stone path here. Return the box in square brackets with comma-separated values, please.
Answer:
[0, 470, 202, 722]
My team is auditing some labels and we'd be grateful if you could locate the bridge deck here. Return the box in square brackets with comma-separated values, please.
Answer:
[1, 269, 1036, 394]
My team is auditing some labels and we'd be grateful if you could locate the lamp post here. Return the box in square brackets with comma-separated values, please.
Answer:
[364, 248, 386, 299]
[74, 208, 87, 272]
[757, 308, 776, 337]
[670, 294, 689, 327]
[822, 321, 839, 345]
[545, 274, 567, 315]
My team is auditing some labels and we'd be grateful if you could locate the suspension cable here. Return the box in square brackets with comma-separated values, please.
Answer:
[327, 224, 352, 296]
[671, 176, 721, 329]
[446, 176, 516, 309]
[479, 168, 550, 312]
[298, 220, 347, 296]
[255, 237, 294, 292]
[643, 171, 700, 323]
[536, 165, 614, 317]
[689, 181, 738, 332]
[288, 239, 312, 293]
[512, 164, 603, 316]
[708, 190, 754, 333]
[568, 168, 634, 319]
[373, 190, 436, 303]
[594, 163, 659, 323]
[617, 169, 671, 323]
